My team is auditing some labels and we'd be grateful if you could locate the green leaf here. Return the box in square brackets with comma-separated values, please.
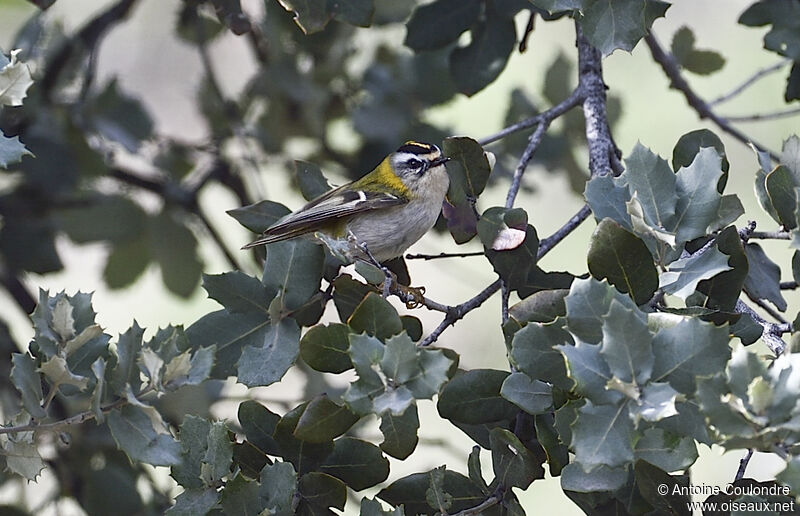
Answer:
[343, 333, 387, 415]
[528, 0, 583, 13]
[171, 416, 211, 489]
[490, 428, 543, 489]
[382, 333, 453, 402]
[739, 0, 800, 60]
[274, 403, 335, 474]
[765, 165, 798, 229]
[673, 130, 730, 183]
[38, 355, 90, 391]
[379, 470, 485, 514]
[600, 299, 653, 384]
[694, 225, 749, 315]
[560, 463, 628, 493]
[299, 323, 353, 373]
[10, 353, 46, 418]
[426, 466, 453, 513]
[297, 472, 347, 512]
[278, 0, 332, 34]
[2, 432, 45, 481]
[633, 460, 691, 515]
[262, 238, 324, 313]
[89, 79, 153, 152]
[185, 310, 269, 379]
[107, 405, 182, 466]
[104, 236, 150, 289]
[564, 277, 636, 344]
[587, 218, 658, 305]
[380, 404, 420, 459]
[220, 473, 262, 515]
[201, 421, 233, 485]
[634, 428, 698, 472]
[558, 341, 624, 405]
[202, 272, 270, 314]
[227, 200, 290, 234]
[743, 243, 787, 312]
[441, 137, 492, 243]
[238, 401, 280, 461]
[672, 147, 726, 243]
[293, 160, 331, 201]
[259, 461, 297, 514]
[0, 49, 33, 106]
[320, 437, 389, 490]
[437, 369, 519, 424]
[348, 292, 403, 340]
[585, 174, 633, 230]
[651, 317, 731, 395]
[449, 12, 517, 96]
[57, 195, 147, 245]
[535, 413, 570, 476]
[658, 400, 711, 445]
[624, 143, 677, 230]
[572, 401, 634, 471]
[580, 0, 669, 55]
[404, 0, 480, 51]
[90, 358, 106, 423]
[294, 395, 359, 443]
[500, 372, 553, 415]
[659, 245, 732, 300]
[236, 318, 301, 387]
[360, 497, 405, 516]
[631, 382, 679, 422]
[670, 26, 725, 75]
[150, 210, 202, 298]
[165, 489, 220, 516]
[777, 457, 800, 494]
[0, 132, 32, 168]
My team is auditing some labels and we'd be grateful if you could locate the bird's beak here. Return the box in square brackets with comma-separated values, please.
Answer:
[431, 156, 451, 167]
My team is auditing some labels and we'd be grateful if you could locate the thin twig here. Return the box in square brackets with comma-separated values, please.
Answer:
[744, 292, 787, 325]
[709, 58, 791, 106]
[735, 449, 754, 481]
[501, 281, 510, 324]
[780, 281, 798, 290]
[405, 251, 484, 261]
[724, 106, 800, 123]
[451, 495, 501, 516]
[749, 230, 790, 240]
[419, 280, 502, 346]
[538, 204, 592, 258]
[734, 299, 790, 356]
[505, 89, 584, 208]
[644, 34, 780, 162]
[0, 397, 128, 435]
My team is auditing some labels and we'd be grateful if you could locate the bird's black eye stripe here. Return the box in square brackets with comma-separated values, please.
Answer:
[407, 158, 424, 169]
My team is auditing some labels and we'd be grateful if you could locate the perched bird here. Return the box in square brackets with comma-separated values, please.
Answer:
[243, 141, 450, 267]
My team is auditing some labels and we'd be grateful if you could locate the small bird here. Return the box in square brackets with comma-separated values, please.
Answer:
[243, 141, 450, 268]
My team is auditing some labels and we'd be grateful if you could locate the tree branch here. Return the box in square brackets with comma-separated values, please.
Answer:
[419, 279, 502, 346]
[724, 106, 800, 123]
[644, 34, 780, 162]
[709, 58, 792, 106]
[735, 449, 754, 481]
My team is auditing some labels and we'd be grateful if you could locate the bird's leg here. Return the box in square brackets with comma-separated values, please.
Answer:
[358, 242, 395, 298]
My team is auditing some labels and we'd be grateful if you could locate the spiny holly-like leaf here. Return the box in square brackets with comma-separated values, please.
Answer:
[172, 416, 212, 489]
[600, 299, 653, 385]
[165, 488, 220, 516]
[0, 132, 33, 168]
[107, 405, 182, 467]
[659, 245, 732, 300]
[404, 0, 480, 51]
[236, 318, 300, 387]
[202, 272, 270, 314]
[262, 238, 324, 313]
[559, 341, 624, 406]
[0, 49, 33, 106]
[739, 1, 800, 60]
[634, 427, 698, 472]
[587, 218, 658, 305]
[579, 0, 669, 56]
[631, 382, 679, 422]
[259, 461, 297, 514]
[650, 316, 731, 395]
[560, 463, 628, 493]
[572, 401, 634, 471]
[201, 421, 233, 486]
[379, 470, 485, 514]
[625, 143, 676, 231]
[1, 430, 45, 481]
[585, 174, 633, 230]
[500, 372, 553, 415]
[10, 353, 46, 418]
[38, 355, 90, 391]
[673, 147, 725, 242]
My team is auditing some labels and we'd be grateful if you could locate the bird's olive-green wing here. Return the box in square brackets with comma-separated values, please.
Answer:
[242, 186, 407, 248]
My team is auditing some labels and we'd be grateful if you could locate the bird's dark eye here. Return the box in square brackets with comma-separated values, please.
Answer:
[407, 158, 423, 169]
